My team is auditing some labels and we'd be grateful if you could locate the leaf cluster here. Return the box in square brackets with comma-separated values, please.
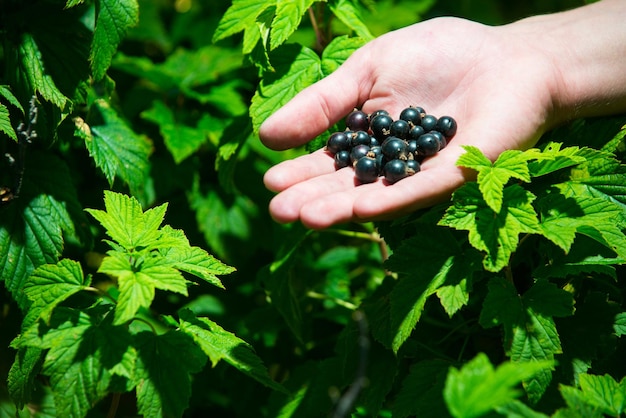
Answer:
[2, 0, 625, 417]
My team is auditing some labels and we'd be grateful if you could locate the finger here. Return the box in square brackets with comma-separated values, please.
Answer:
[263, 149, 336, 192]
[267, 165, 369, 224]
[258, 48, 374, 150]
[297, 145, 472, 228]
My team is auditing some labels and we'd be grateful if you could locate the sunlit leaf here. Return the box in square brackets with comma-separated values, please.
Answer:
[91, 0, 139, 80]
[250, 44, 321, 132]
[179, 309, 286, 392]
[444, 353, 553, 418]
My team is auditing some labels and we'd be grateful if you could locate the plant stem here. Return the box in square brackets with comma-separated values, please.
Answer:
[106, 393, 120, 418]
[307, 291, 357, 310]
[308, 6, 324, 52]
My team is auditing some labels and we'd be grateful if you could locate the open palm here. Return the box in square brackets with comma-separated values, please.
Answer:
[260, 17, 561, 229]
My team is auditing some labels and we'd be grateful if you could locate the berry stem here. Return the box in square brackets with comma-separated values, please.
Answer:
[308, 6, 325, 52]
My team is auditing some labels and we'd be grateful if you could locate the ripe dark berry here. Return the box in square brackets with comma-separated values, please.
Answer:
[383, 159, 409, 184]
[390, 119, 410, 139]
[369, 109, 390, 120]
[416, 133, 440, 156]
[350, 144, 371, 163]
[408, 125, 426, 141]
[407, 139, 419, 156]
[406, 159, 421, 173]
[421, 114, 438, 131]
[351, 130, 371, 147]
[345, 109, 370, 132]
[370, 114, 393, 141]
[429, 130, 447, 149]
[435, 115, 457, 139]
[381, 136, 408, 160]
[399, 106, 422, 127]
[326, 131, 350, 154]
[367, 145, 383, 158]
[354, 156, 379, 183]
[334, 150, 351, 169]
[369, 136, 380, 147]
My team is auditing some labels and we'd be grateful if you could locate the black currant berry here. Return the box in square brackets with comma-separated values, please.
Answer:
[416, 133, 440, 156]
[408, 125, 426, 141]
[367, 145, 383, 158]
[351, 130, 371, 147]
[383, 159, 409, 183]
[429, 130, 447, 149]
[354, 156, 379, 183]
[406, 159, 421, 173]
[399, 106, 422, 127]
[370, 114, 393, 141]
[369, 136, 380, 147]
[345, 109, 370, 132]
[381, 136, 408, 160]
[334, 150, 351, 169]
[369, 109, 390, 120]
[350, 144, 371, 163]
[326, 131, 351, 154]
[421, 114, 438, 131]
[435, 115, 457, 139]
[407, 139, 419, 156]
[390, 119, 410, 139]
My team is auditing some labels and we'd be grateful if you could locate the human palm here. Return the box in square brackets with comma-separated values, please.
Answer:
[260, 17, 560, 229]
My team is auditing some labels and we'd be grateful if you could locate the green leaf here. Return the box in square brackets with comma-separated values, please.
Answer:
[538, 182, 626, 256]
[384, 225, 481, 352]
[80, 100, 152, 195]
[99, 250, 189, 325]
[495, 400, 550, 417]
[141, 100, 208, 164]
[91, 0, 139, 80]
[134, 330, 207, 418]
[615, 312, 626, 336]
[7, 347, 44, 410]
[270, 0, 317, 50]
[328, 0, 374, 41]
[558, 384, 605, 418]
[538, 183, 626, 258]
[578, 374, 626, 415]
[439, 183, 541, 272]
[22, 259, 91, 329]
[85, 190, 167, 251]
[0, 151, 87, 309]
[0, 103, 16, 141]
[18, 33, 69, 111]
[458, 146, 535, 212]
[212, 0, 275, 43]
[159, 226, 233, 289]
[479, 278, 574, 403]
[321, 35, 366, 76]
[113, 46, 243, 103]
[443, 353, 553, 418]
[17, 307, 134, 418]
[250, 44, 321, 132]
[0, 85, 25, 113]
[528, 142, 586, 177]
[178, 309, 286, 393]
[560, 374, 626, 416]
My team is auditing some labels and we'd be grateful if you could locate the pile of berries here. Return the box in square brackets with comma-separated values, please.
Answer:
[325, 106, 457, 184]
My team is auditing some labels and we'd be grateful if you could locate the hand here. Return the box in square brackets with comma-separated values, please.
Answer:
[259, 16, 563, 229]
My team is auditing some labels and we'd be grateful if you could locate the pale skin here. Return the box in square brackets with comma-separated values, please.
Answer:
[259, 0, 626, 229]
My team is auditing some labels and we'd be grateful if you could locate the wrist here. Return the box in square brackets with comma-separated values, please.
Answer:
[512, 0, 626, 126]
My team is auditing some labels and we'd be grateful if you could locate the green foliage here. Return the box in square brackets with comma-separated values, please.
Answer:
[1, 0, 625, 417]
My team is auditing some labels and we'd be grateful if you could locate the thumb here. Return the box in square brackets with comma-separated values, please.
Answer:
[258, 49, 373, 151]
